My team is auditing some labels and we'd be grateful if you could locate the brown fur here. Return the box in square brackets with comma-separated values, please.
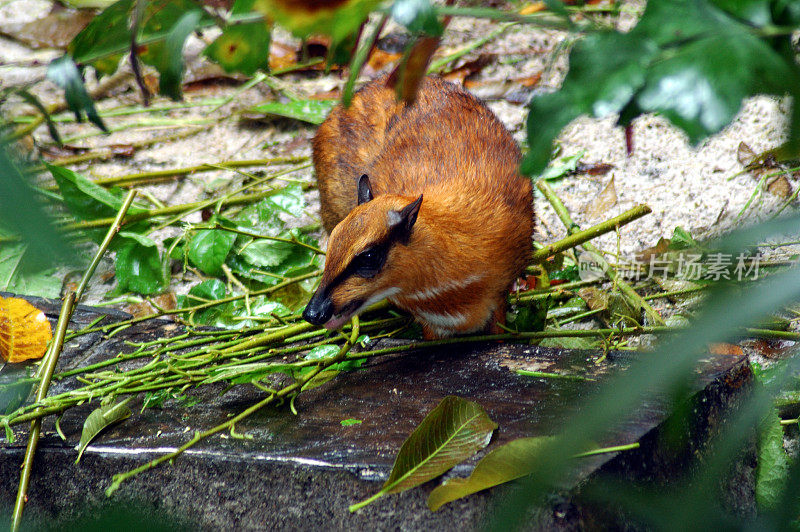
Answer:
[310, 75, 534, 338]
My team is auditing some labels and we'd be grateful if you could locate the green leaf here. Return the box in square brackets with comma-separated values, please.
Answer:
[75, 398, 133, 463]
[756, 407, 790, 511]
[69, 0, 132, 70]
[428, 436, 553, 511]
[0, 244, 62, 298]
[204, 19, 271, 76]
[635, 31, 792, 144]
[392, 0, 443, 36]
[522, 32, 656, 174]
[15, 88, 62, 145]
[507, 302, 547, 333]
[538, 150, 585, 181]
[254, 0, 380, 44]
[350, 396, 497, 511]
[46, 56, 107, 132]
[249, 99, 336, 125]
[0, 148, 76, 270]
[188, 227, 237, 276]
[0, 366, 35, 416]
[187, 279, 227, 302]
[341, 418, 362, 426]
[48, 163, 146, 221]
[145, 10, 203, 100]
[521, 0, 800, 175]
[114, 234, 164, 295]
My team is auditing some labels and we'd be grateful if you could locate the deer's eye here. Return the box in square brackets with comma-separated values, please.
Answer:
[352, 245, 386, 278]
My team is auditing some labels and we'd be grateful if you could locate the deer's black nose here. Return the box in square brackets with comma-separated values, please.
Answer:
[302, 291, 333, 325]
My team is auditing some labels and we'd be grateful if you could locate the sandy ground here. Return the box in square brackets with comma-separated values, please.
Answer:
[0, 1, 797, 310]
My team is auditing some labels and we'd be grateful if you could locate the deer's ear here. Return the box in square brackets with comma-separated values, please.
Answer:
[388, 194, 423, 243]
[357, 174, 373, 205]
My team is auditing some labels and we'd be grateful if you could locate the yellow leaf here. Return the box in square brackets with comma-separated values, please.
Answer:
[0, 297, 53, 363]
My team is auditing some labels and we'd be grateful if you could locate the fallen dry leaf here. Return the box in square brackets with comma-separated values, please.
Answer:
[0, 297, 53, 363]
[737, 141, 757, 166]
[708, 343, 744, 356]
[584, 176, 617, 220]
[766, 176, 793, 198]
[0, 9, 95, 50]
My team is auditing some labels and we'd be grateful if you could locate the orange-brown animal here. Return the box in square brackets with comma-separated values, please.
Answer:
[302, 75, 533, 339]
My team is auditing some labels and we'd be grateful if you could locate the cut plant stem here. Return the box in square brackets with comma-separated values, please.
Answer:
[530, 204, 652, 264]
[11, 190, 138, 532]
[104, 317, 361, 497]
[536, 180, 665, 326]
[86, 156, 309, 188]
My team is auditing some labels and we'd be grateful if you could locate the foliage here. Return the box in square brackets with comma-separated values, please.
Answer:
[522, 0, 800, 174]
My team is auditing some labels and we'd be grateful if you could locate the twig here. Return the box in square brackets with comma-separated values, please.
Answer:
[11, 190, 138, 532]
[536, 180, 665, 326]
[104, 317, 361, 496]
[530, 204, 652, 264]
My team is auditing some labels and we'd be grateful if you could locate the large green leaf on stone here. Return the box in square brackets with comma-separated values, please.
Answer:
[350, 396, 497, 511]
[428, 436, 554, 511]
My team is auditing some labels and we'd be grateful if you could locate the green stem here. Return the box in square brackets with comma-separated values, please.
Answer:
[84, 156, 309, 189]
[516, 370, 593, 381]
[536, 180, 665, 326]
[11, 190, 138, 532]
[573, 442, 639, 458]
[530, 204, 652, 264]
[105, 317, 361, 497]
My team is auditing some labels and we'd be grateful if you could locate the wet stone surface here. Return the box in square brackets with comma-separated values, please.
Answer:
[0, 295, 753, 530]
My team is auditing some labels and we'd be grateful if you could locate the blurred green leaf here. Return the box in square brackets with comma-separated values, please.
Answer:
[249, 99, 336, 125]
[491, 214, 800, 529]
[0, 366, 35, 416]
[205, 0, 270, 76]
[508, 301, 547, 333]
[46, 56, 107, 132]
[392, 0, 443, 36]
[756, 407, 790, 511]
[522, 0, 800, 175]
[188, 226, 237, 276]
[254, 0, 380, 43]
[114, 233, 164, 295]
[428, 436, 554, 511]
[68, 0, 131, 71]
[187, 279, 227, 303]
[341, 418, 362, 426]
[75, 398, 132, 463]
[0, 149, 75, 271]
[144, 10, 203, 100]
[15, 88, 62, 145]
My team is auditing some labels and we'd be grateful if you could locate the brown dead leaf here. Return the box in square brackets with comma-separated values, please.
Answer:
[708, 343, 744, 356]
[636, 237, 671, 263]
[0, 9, 95, 50]
[737, 141, 757, 166]
[363, 48, 403, 76]
[766, 176, 793, 198]
[579, 162, 615, 176]
[442, 53, 493, 85]
[0, 297, 53, 363]
[583, 176, 617, 220]
[124, 293, 177, 318]
[577, 287, 608, 311]
[109, 144, 137, 158]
